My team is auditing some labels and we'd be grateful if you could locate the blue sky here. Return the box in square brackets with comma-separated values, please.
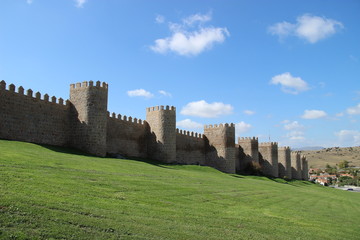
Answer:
[1, 0, 360, 148]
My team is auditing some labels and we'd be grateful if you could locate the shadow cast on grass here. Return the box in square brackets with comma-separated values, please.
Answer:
[39, 144, 94, 157]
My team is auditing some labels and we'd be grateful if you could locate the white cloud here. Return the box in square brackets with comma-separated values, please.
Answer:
[270, 72, 309, 94]
[180, 100, 233, 118]
[269, 14, 343, 43]
[336, 112, 344, 117]
[177, 119, 203, 129]
[75, 0, 87, 8]
[158, 90, 172, 97]
[301, 110, 327, 119]
[235, 121, 252, 135]
[243, 110, 255, 115]
[286, 131, 305, 141]
[156, 15, 165, 24]
[284, 121, 304, 131]
[127, 89, 154, 98]
[335, 130, 360, 146]
[268, 21, 295, 38]
[183, 12, 212, 26]
[347, 103, 360, 115]
[26, 0, 33, 4]
[150, 12, 229, 56]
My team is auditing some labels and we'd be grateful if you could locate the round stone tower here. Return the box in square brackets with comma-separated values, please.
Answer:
[203, 123, 236, 174]
[69, 81, 108, 157]
[146, 105, 176, 163]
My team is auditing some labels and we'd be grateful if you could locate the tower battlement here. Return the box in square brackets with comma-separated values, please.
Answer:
[259, 142, 278, 147]
[70, 81, 108, 89]
[238, 137, 258, 142]
[278, 146, 290, 151]
[204, 123, 235, 129]
[146, 105, 176, 112]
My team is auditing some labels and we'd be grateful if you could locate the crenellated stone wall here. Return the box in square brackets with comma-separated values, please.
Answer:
[0, 81, 71, 147]
[0, 80, 309, 179]
[176, 129, 205, 165]
[106, 113, 149, 158]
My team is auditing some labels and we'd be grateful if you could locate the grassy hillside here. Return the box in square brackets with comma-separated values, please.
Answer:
[1, 140, 360, 240]
[302, 146, 360, 168]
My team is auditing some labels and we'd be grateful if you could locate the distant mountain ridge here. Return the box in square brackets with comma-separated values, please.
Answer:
[293, 146, 325, 151]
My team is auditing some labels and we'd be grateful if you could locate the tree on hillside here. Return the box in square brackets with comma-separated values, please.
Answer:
[338, 160, 350, 169]
[325, 164, 337, 174]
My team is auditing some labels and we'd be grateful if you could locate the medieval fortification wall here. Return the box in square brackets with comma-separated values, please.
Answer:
[0, 80, 308, 179]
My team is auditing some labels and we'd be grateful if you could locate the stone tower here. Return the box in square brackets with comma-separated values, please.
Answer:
[291, 151, 302, 180]
[278, 146, 292, 179]
[204, 124, 236, 174]
[237, 137, 259, 173]
[146, 105, 176, 163]
[259, 142, 279, 177]
[301, 156, 308, 180]
[69, 81, 108, 157]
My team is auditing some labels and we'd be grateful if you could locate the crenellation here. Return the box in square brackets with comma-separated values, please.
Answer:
[35, 92, 41, 99]
[71, 81, 107, 90]
[44, 94, 49, 102]
[59, 98, 64, 105]
[18, 86, 24, 95]
[176, 128, 203, 139]
[51, 96, 56, 103]
[27, 89, 33, 97]
[112, 112, 116, 118]
[278, 146, 290, 151]
[0, 80, 5, 90]
[9, 84, 15, 92]
[128, 116, 133, 122]
[259, 142, 278, 146]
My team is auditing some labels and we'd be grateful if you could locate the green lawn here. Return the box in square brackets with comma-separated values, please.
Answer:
[1, 140, 359, 240]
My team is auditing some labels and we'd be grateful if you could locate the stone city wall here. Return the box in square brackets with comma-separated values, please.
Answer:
[0, 80, 309, 179]
[106, 113, 149, 158]
[176, 129, 205, 165]
[0, 80, 71, 146]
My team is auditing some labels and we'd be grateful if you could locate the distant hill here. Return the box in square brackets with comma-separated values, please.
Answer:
[293, 146, 324, 151]
[300, 146, 360, 168]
